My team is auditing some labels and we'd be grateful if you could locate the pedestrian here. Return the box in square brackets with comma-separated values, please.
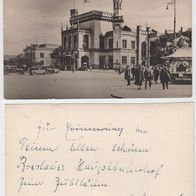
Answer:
[71, 65, 75, 72]
[124, 65, 131, 86]
[160, 66, 171, 90]
[153, 66, 160, 84]
[134, 64, 144, 90]
[144, 66, 152, 89]
[131, 66, 136, 80]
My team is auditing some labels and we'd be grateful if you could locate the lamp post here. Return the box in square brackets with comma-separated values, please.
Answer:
[166, 0, 176, 39]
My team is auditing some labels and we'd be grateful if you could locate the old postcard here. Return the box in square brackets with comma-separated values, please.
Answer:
[6, 103, 193, 196]
[4, 0, 192, 99]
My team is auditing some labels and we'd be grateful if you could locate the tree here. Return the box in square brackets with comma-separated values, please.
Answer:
[150, 33, 191, 66]
[50, 46, 63, 69]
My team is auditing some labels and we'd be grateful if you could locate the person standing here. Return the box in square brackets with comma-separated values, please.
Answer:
[124, 65, 131, 85]
[134, 64, 144, 90]
[160, 66, 171, 90]
[153, 66, 160, 84]
[144, 66, 152, 89]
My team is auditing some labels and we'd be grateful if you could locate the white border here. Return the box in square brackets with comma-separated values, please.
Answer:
[0, 0, 195, 196]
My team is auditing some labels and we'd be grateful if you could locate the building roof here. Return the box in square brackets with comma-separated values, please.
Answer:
[70, 10, 113, 25]
[24, 43, 59, 51]
[122, 25, 132, 32]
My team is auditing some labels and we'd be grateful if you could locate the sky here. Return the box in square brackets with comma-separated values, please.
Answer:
[3, 0, 192, 55]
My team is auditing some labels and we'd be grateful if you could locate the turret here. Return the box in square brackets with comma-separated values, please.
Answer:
[113, 0, 122, 17]
[112, 0, 124, 30]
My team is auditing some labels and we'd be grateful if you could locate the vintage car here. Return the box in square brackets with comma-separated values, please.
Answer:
[16, 68, 25, 75]
[29, 67, 46, 75]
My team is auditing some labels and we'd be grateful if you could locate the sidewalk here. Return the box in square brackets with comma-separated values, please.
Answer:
[111, 83, 192, 98]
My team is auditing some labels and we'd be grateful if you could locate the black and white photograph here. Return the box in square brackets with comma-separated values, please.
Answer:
[4, 0, 192, 99]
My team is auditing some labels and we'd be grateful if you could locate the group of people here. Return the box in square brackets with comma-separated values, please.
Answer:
[124, 63, 172, 90]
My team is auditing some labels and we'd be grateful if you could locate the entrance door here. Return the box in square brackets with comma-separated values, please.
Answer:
[108, 55, 113, 69]
[81, 55, 89, 69]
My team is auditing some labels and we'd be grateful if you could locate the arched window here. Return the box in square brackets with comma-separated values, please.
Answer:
[83, 35, 89, 49]
[141, 42, 147, 58]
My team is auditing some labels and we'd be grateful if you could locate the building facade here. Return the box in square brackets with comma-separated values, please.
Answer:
[23, 43, 59, 66]
[61, 0, 152, 70]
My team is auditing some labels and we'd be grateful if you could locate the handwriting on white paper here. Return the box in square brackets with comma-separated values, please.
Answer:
[15, 121, 165, 194]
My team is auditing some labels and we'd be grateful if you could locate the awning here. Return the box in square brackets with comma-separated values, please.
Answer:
[162, 47, 192, 60]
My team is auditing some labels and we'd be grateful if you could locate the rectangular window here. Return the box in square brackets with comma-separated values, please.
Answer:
[40, 60, 44, 65]
[122, 40, 127, 49]
[74, 35, 77, 48]
[108, 39, 113, 49]
[40, 53, 44, 58]
[64, 36, 67, 49]
[69, 36, 71, 48]
[122, 56, 127, 65]
[131, 57, 135, 65]
[99, 35, 104, 49]
[131, 41, 136, 49]
[116, 41, 118, 48]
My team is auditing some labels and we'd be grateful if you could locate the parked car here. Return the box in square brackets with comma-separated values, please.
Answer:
[29, 67, 46, 75]
[32, 69, 46, 75]
[16, 68, 25, 75]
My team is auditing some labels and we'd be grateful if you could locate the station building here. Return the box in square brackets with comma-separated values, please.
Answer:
[61, 0, 153, 69]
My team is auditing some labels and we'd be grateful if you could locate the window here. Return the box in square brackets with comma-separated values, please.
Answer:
[74, 35, 78, 48]
[64, 36, 67, 49]
[122, 56, 127, 65]
[83, 35, 89, 49]
[108, 39, 113, 49]
[141, 42, 147, 58]
[122, 40, 127, 48]
[116, 41, 118, 48]
[131, 57, 135, 65]
[131, 41, 136, 49]
[68, 36, 71, 48]
[99, 35, 104, 49]
[40, 53, 44, 58]
[40, 60, 44, 65]
[32, 53, 35, 58]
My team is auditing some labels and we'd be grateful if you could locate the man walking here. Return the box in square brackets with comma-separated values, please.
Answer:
[124, 65, 131, 85]
[160, 66, 171, 90]
[153, 66, 160, 84]
[144, 66, 152, 89]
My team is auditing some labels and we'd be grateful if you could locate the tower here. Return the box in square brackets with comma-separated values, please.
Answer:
[113, 0, 122, 17]
[112, 0, 124, 67]
[112, 0, 124, 29]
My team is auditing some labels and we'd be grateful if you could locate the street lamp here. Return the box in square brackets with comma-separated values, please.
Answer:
[166, 0, 176, 39]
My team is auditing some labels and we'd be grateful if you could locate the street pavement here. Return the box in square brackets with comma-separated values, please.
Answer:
[4, 70, 192, 99]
